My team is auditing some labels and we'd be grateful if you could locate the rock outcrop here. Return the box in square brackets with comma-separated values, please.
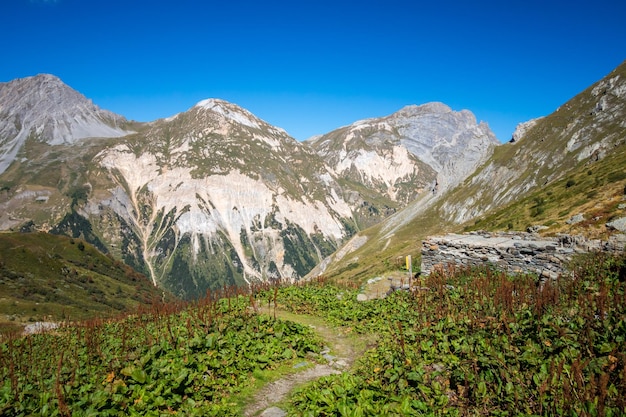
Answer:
[509, 117, 542, 143]
[421, 232, 626, 279]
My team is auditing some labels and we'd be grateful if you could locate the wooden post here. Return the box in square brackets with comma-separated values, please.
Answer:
[406, 255, 412, 288]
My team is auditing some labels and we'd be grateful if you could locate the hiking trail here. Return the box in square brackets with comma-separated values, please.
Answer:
[243, 307, 373, 417]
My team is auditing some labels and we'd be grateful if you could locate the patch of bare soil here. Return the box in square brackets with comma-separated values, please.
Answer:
[361, 270, 412, 300]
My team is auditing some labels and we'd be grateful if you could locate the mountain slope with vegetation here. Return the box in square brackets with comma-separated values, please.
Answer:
[441, 61, 626, 230]
[0, 232, 175, 334]
[315, 60, 626, 284]
[1, 251, 624, 415]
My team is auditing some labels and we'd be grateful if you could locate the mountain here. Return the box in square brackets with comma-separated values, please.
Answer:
[0, 74, 501, 298]
[438, 62, 626, 226]
[450, 61, 626, 236]
[89, 98, 356, 297]
[306, 103, 499, 228]
[0, 74, 133, 174]
[314, 60, 626, 283]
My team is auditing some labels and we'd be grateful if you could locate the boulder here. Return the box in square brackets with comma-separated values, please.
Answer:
[606, 217, 626, 233]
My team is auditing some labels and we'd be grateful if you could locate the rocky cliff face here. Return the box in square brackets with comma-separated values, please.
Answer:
[0, 74, 132, 174]
[308, 102, 498, 199]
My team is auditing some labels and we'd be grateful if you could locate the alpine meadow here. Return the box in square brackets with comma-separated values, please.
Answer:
[0, 61, 625, 416]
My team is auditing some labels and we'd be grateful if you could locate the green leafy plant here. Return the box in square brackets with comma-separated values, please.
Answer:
[0, 287, 323, 416]
[281, 253, 626, 416]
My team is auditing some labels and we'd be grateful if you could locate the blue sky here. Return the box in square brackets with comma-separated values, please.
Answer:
[2, 0, 625, 141]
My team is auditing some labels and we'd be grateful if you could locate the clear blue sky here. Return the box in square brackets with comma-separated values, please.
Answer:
[2, 0, 625, 142]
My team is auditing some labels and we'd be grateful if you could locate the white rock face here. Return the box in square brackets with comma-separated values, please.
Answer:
[195, 98, 261, 130]
[95, 100, 353, 288]
[309, 102, 499, 201]
[390, 103, 499, 192]
[334, 145, 417, 200]
[0, 74, 132, 174]
[606, 217, 626, 232]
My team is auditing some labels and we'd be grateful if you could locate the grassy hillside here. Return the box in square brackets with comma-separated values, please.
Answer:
[0, 232, 176, 334]
[466, 143, 626, 237]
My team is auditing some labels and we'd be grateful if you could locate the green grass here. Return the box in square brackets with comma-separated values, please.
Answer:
[0, 291, 323, 416]
[0, 232, 175, 332]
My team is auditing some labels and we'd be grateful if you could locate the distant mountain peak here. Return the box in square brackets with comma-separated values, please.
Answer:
[310, 102, 499, 200]
[0, 73, 133, 174]
[398, 102, 453, 115]
[193, 98, 262, 129]
[194, 97, 230, 108]
[26, 73, 63, 84]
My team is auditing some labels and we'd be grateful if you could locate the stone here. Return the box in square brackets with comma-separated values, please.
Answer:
[606, 217, 626, 233]
[366, 276, 383, 284]
[566, 214, 585, 225]
[510, 118, 542, 143]
[23, 321, 59, 335]
[419, 232, 621, 281]
[333, 359, 349, 369]
[260, 407, 287, 417]
[356, 293, 368, 302]
[323, 353, 336, 362]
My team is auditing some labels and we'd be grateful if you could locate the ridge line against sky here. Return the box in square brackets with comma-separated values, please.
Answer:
[2, 0, 625, 142]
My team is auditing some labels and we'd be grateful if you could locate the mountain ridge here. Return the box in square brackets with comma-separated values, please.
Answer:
[6, 68, 611, 297]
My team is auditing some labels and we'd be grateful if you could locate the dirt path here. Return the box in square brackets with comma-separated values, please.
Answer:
[243, 308, 371, 417]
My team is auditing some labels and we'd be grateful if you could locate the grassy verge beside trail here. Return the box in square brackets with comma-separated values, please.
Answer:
[0, 294, 323, 417]
[272, 253, 626, 416]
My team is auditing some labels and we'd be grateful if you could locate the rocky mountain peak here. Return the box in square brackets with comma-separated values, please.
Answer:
[194, 98, 260, 128]
[309, 102, 499, 207]
[0, 73, 133, 174]
[185, 97, 288, 141]
[396, 102, 453, 116]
